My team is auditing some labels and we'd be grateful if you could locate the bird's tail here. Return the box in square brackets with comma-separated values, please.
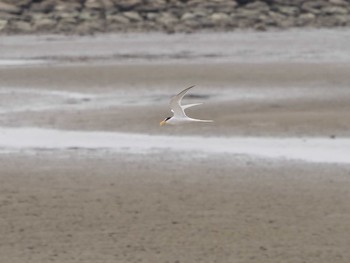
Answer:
[190, 118, 213, 123]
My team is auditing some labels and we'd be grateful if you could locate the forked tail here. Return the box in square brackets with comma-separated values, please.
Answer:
[191, 118, 214, 123]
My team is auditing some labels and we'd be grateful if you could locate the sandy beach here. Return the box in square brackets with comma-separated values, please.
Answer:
[1, 30, 350, 262]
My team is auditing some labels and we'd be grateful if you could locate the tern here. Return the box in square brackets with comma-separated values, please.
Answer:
[160, 85, 213, 126]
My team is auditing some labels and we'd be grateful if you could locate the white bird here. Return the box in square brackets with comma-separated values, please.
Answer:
[160, 85, 213, 126]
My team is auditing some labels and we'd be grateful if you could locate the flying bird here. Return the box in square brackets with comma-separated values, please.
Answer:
[160, 85, 213, 126]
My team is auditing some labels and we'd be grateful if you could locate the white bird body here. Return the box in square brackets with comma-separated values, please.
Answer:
[165, 116, 210, 125]
[160, 86, 213, 126]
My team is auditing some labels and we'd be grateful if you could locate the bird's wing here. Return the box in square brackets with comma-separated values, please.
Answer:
[169, 85, 195, 117]
[182, 103, 203, 110]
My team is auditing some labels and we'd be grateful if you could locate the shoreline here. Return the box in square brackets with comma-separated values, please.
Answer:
[1, 29, 350, 263]
[1, 127, 350, 164]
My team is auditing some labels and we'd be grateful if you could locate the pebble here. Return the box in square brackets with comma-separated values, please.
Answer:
[0, 0, 349, 34]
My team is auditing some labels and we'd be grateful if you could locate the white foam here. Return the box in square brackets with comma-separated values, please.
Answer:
[0, 59, 45, 66]
[0, 88, 95, 99]
[0, 127, 349, 164]
[0, 88, 162, 115]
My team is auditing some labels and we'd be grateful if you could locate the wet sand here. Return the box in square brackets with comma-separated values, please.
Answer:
[1, 31, 350, 262]
[1, 62, 350, 137]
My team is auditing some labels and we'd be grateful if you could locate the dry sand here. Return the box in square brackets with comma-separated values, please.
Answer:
[1, 31, 350, 262]
[1, 153, 350, 263]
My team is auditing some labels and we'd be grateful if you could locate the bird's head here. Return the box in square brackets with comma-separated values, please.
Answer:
[160, 116, 172, 126]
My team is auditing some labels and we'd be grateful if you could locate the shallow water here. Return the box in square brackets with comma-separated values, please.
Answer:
[2, 29, 350, 63]
[1, 85, 349, 116]
[1, 30, 350, 164]
[0, 127, 349, 164]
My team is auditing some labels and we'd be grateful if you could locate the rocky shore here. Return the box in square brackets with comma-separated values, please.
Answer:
[0, 0, 350, 34]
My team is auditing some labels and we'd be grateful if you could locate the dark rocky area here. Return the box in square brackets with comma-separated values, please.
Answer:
[0, 0, 350, 34]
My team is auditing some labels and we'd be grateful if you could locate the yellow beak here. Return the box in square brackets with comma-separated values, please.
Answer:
[160, 120, 166, 127]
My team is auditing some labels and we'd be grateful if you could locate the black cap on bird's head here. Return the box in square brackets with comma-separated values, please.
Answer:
[160, 116, 172, 126]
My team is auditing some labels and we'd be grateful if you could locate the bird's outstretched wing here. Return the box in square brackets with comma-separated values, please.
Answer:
[169, 85, 195, 118]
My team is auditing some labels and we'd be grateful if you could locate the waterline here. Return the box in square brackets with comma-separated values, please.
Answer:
[0, 127, 349, 164]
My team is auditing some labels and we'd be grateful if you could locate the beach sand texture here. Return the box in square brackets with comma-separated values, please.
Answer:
[1, 31, 350, 262]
